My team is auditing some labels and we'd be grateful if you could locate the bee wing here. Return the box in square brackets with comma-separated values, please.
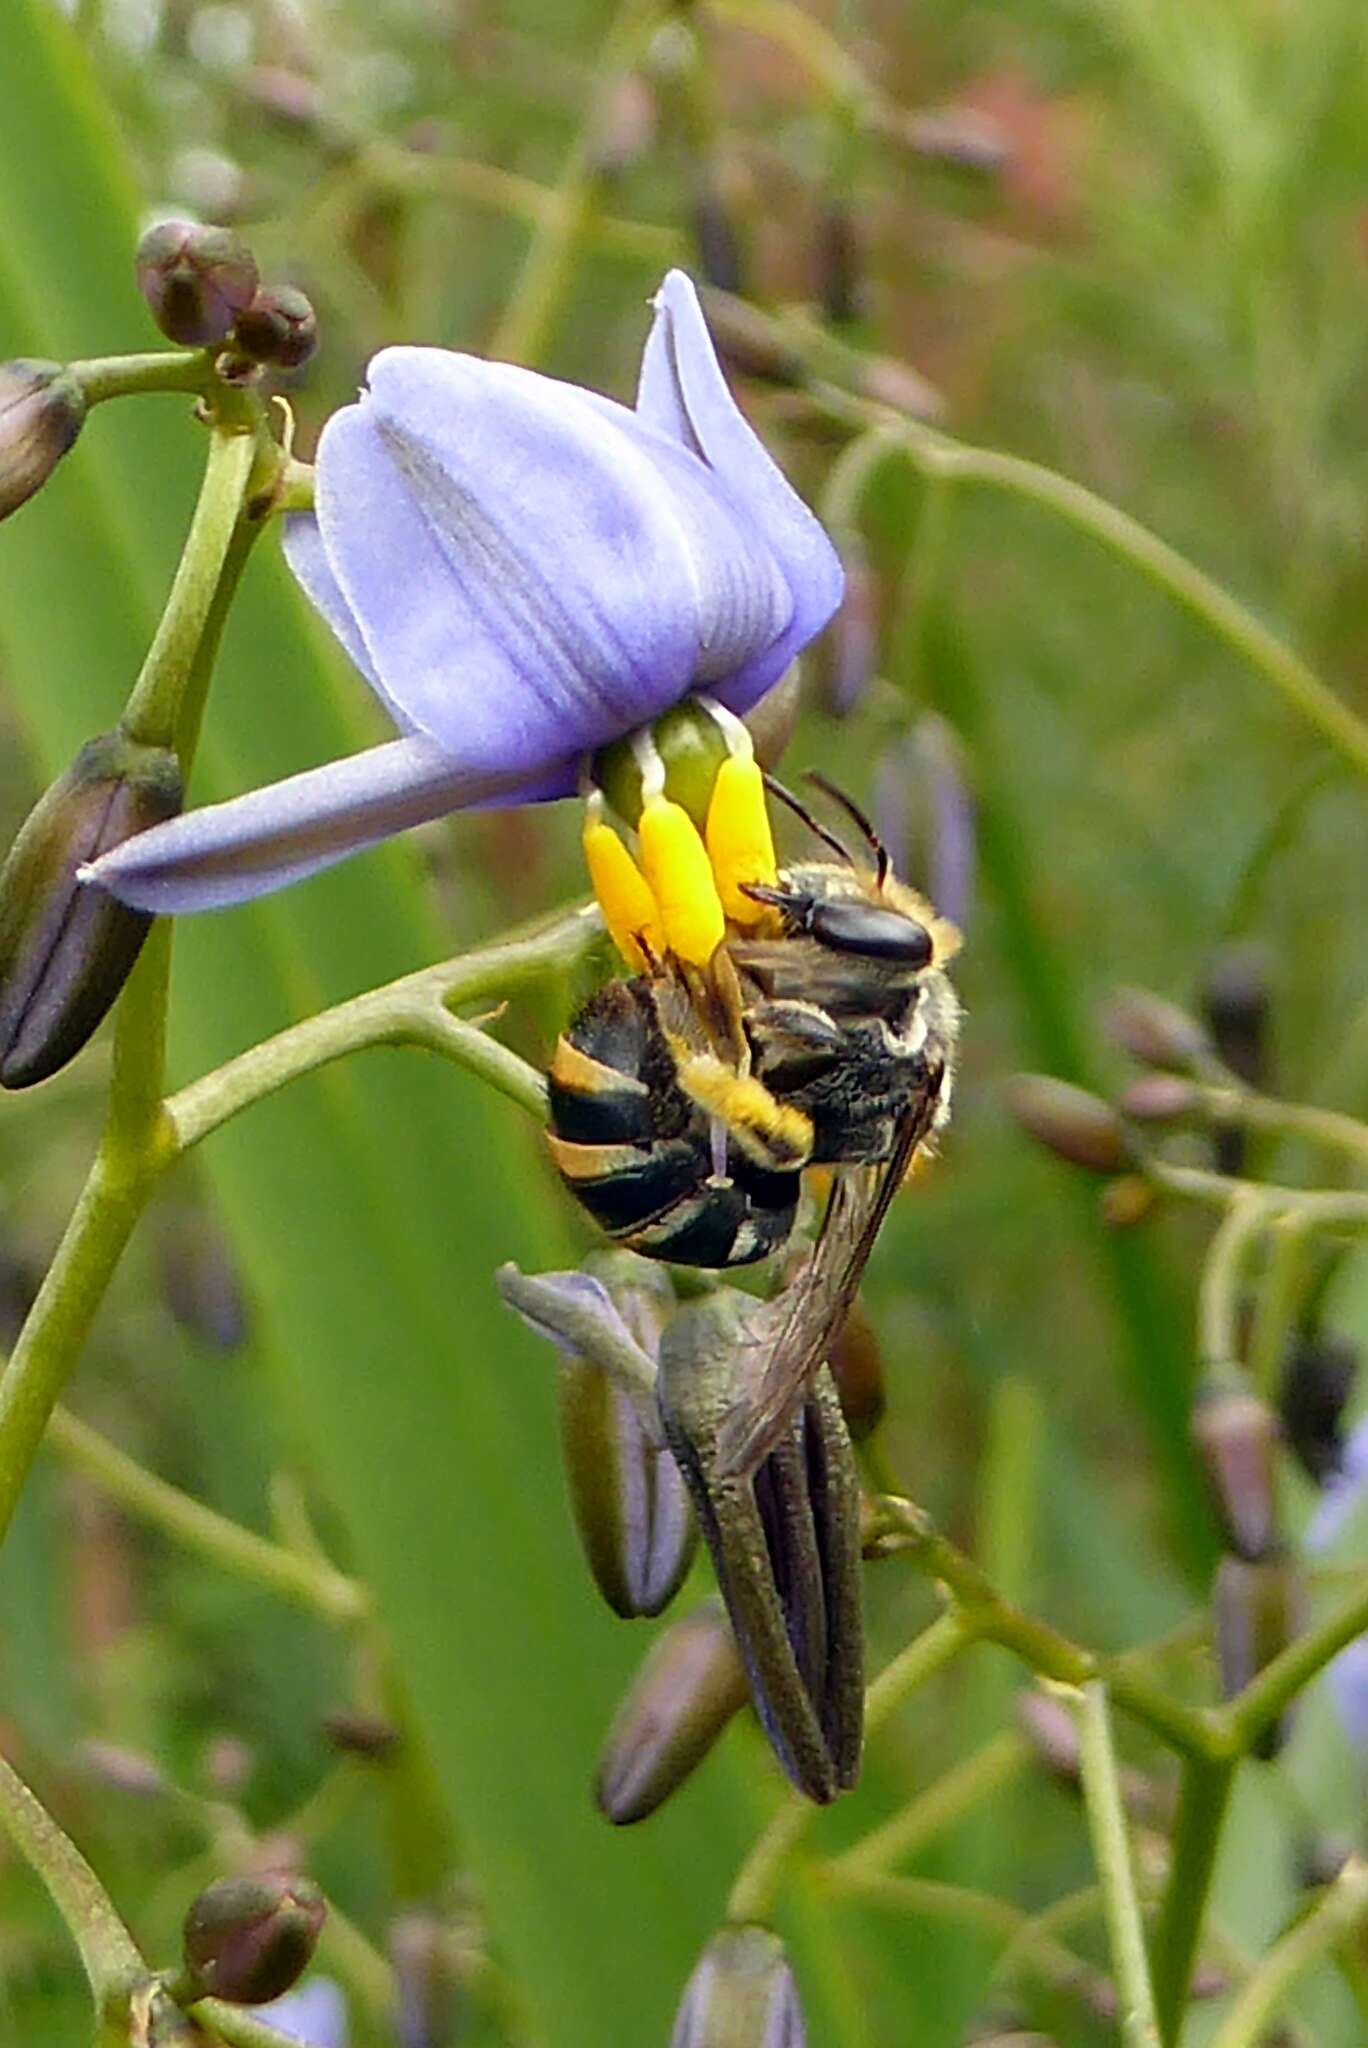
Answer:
[716, 1063, 946, 1477]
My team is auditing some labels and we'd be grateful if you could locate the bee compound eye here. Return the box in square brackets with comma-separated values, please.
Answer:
[807, 902, 934, 964]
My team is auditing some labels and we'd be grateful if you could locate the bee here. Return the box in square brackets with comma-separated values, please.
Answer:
[547, 775, 960, 1472]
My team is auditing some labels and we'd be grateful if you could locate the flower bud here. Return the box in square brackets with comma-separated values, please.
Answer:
[1099, 1174, 1156, 1229]
[135, 219, 260, 347]
[0, 361, 85, 522]
[1280, 1330, 1356, 1484]
[233, 286, 320, 371]
[0, 732, 182, 1088]
[670, 1925, 805, 2048]
[182, 1873, 326, 2005]
[1101, 986, 1211, 1072]
[693, 178, 746, 296]
[1202, 943, 1271, 1089]
[596, 1597, 748, 1824]
[1191, 1369, 1279, 1561]
[826, 1296, 885, 1441]
[815, 197, 861, 327]
[390, 1908, 456, 2048]
[1003, 1074, 1134, 1174]
[1212, 1552, 1304, 1759]
[1118, 1073, 1202, 1123]
[657, 1291, 863, 1803]
[322, 1709, 400, 1761]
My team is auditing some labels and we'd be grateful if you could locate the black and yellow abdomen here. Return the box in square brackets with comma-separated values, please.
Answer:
[547, 980, 799, 1268]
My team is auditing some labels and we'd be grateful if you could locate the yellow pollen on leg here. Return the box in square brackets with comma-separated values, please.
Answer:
[705, 753, 777, 923]
[582, 808, 662, 972]
[638, 796, 726, 967]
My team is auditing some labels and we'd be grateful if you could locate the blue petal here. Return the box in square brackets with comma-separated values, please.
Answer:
[282, 512, 417, 733]
[310, 348, 787, 772]
[636, 271, 844, 711]
[82, 736, 563, 914]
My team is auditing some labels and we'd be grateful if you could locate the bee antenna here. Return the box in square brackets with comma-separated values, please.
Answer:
[761, 771, 855, 865]
[805, 772, 889, 888]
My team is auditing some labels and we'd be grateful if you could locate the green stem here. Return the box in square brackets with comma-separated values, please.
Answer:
[45, 1405, 370, 1627]
[868, 1496, 1220, 1759]
[122, 418, 259, 748]
[71, 350, 211, 405]
[1151, 1756, 1236, 2045]
[1246, 1211, 1314, 1403]
[831, 1729, 1029, 1883]
[1207, 1857, 1368, 2048]
[1152, 1162, 1368, 1229]
[187, 1999, 316, 2048]
[725, 1615, 969, 1923]
[1075, 1683, 1161, 2048]
[1197, 1086, 1368, 1170]
[0, 1748, 146, 2011]
[1216, 1572, 1368, 1753]
[1198, 1191, 1267, 1364]
[895, 428, 1368, 779]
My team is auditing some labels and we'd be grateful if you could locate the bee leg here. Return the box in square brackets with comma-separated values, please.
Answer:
[676, 1053, 815, 1173]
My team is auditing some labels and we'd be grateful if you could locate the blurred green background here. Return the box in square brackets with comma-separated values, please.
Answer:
[1, 0, 1367, 2042]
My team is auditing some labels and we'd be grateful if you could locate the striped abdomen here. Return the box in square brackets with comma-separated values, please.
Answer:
[547, 980, 799, 1268]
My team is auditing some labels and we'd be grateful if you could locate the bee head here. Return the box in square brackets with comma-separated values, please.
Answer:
[741, 877, 933, 968]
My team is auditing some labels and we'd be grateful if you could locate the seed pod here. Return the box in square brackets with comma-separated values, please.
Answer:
[670, 1924, 805, 2048]
[233, 286, 319, 371]
[1280, 1330, 1356, 1484]
[1212, 1551, 1304, 1759]
[182, 1873, 326, 2005]
[657, 1290, 863, 1803]
[1003, 1074, 1134, 1174]
[596, 1597, 749, 1824]
[1101, 986, 1211, 1072]
[0, 731, 182, 1087]
[1191, 1369, 1279, 1561]
[135, 219, 260, 347]
[0, 360, 85, 522]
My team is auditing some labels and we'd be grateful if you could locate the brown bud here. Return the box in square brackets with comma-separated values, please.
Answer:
[1101, 986, 1211, 1072]
[136, 219, 259, 347]
[1099, 1174, 1157, 1229]
[815, 197, 862, 327]
[596, 1597, 749, 1825]
[1280, 1331, 1357, 1484]
[1004, 1074, 1134, 1174]
[692, 178, 746, 296]
[670, 1924, 806, 2047]
[233, 286, 319, 370]
[0, 361, 85, 521]
[1118, 1073, 1202, 1123]
[0, 732, 182, 1087]
[826, 1296, 886, 1441]
[1191, 1370, 1279, 1560]
[1202, 943, 1271, 1089]
[181, 1872, 325, 2005]
[1212, 1552, 1305, 1759]
[322, 1709, 401, 1762]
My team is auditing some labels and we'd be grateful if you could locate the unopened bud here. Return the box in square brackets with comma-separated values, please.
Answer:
[233, 286, 319, 370]
[1280, 1331, 1356, 1484]
[1004, 1075, 1134, 1174]
[0, 732, 181, 1087]
[136, 219, 259, 347]
[390, 1908, 456, 2048]
[826, 1296, 885, 1440]
[1202, 943, 1271, 1089]
[693, 179, 746, 296]
[0, 361, 85, 521]
[81, 1741, 167, 1798]
[1192, 1370, 1279, 1560]
[670, 1925, 805, 2048]
[1100, 1174, 1156, 1229]
[1213, 1552, 1304, 1759]
[815, 197, 862, 327]
[1118, 1073, 1202, 1123]
[1101, 986, 1211, 1072]
[596, 1597, 749, 1825]
[182, 1873, 325, 2005]
[322, 1709, 400, 1762]
[658, 1291, 863, 1803]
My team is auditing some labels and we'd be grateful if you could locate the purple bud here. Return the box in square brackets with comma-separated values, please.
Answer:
[0, 360, 84, 521]
[182, 1873, 326, 2005]
[136, 219, 260, 347]
[1101, 985, 1211, 1073]
[1003, 1074, 1134, 1174]
[670, 1925, 805, 2047]
[234, 286, 320, 371]
[1202, 943, 1271, 1089]
[0, 732, 182, 1087]
[1212, 1552, 1304, 1759]
[596, 1598, 749, 1825]
[1118, 1073, 1203, 1123]
[1191, 1371, 1279, 1561]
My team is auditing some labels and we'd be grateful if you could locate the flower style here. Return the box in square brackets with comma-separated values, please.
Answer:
[86, 272, 843, 915]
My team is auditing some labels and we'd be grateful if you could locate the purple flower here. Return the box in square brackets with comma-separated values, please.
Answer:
[85, 272, 841, 915]
[249, 1976, 347, 2048]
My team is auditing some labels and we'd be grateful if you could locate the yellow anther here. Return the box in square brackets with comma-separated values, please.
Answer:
[705, 753, 777, 925]
[582, 809, 662, 973]
[638, 797, 726, 967]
